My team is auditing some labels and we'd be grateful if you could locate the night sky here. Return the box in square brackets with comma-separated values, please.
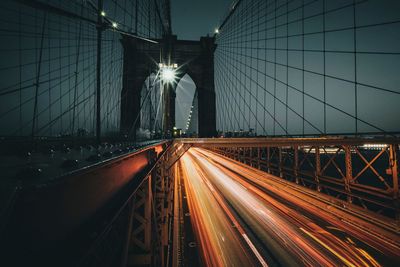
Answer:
[0, 0, 399, 137]
[172, 0, 233, 131]
[171, 0, 233, 40]
[173, 0, 400, 135]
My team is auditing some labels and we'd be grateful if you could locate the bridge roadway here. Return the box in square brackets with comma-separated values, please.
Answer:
[177, 148, 400, 267]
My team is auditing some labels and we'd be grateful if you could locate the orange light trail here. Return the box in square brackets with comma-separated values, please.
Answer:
[178, 147, 400, 267]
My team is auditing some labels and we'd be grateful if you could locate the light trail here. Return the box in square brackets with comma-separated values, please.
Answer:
[180, 154, 258, 266]
[179, 147, 400, 267]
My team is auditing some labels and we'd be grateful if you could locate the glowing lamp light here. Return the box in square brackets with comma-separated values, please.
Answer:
[162, 68, 176, 82]
[112, 22, 118, 28]
[101, 11, 106, 17]
[159, 63, 178, 83]
[215, 28, 220, 34]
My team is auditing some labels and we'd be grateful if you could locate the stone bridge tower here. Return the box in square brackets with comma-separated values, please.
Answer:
[120, 35, 216, 139]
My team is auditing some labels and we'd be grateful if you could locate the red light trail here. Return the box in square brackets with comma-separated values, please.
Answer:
[178, 148, 400, 267]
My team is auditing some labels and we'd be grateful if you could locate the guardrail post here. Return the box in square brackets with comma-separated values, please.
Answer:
[166, 165, 175, 261]
[250, 147, 254, 166]
[267, 147, 271, 173]
[246, 147, 250, 165]
[389, 144, 399, 225]
[315, 146, 321, 192]
[159, 163, 175, 267]
[257, 147, 261, 169]
[153, 165, 165, 267]
[344, 145, 353, 204]
[127, 176, 152, 266]
[251, 147, 254, 167]
[294, 146, 299, 184]
[245, 147, 248, 164]
[389, 145, 399, 198]
[279, 147, 283, 178]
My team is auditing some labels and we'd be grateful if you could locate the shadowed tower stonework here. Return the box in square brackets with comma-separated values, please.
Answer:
[120, 35, 216, 138]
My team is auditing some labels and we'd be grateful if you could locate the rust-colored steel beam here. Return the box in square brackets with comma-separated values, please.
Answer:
[178, 137, 400, 147]
[1, 141, 171, 266]
[294, 146, 299, 184]
[344, 145, 354, 204]
[315, 146, 321, 192]
[128, 177, 152, 267]
[1, 140, 180, 267]
[198, 137, 400, 226]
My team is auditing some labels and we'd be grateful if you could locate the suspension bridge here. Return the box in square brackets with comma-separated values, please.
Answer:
[0, 0, 399, 266]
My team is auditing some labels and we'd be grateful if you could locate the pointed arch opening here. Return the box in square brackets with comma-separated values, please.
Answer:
[175, 74, 197, 136]
[138, 72, 163, 139]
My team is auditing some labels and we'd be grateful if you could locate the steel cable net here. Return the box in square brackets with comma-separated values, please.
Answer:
[215, 0, 400, 137]
[0, 0, 170, 138]
[139, 73, 164, 138]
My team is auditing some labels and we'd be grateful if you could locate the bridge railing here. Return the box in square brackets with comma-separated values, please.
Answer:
[0, 140, 172, 266]
[79, 142, 176, 267]
[181, 137, 399, 228]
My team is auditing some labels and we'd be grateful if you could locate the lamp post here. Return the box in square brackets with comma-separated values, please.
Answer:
[159, 63, 178, 138]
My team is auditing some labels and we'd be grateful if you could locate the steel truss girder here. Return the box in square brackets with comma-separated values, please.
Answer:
[126, 159, 175, 267]
[206, 139, 400, 228]
[79, 143, 177, 267]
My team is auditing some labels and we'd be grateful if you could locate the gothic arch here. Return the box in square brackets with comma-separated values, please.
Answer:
[175, 73, 197, 133]
[120, 35, 216, 138]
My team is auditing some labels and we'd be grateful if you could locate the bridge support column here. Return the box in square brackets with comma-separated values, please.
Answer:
[120, 36, 159, 140]
[197, 88, 216, 137]
[153, 167, 165, 266]
[344, 145, 353, 204]
[152, 160, 175, 267]
[278, 147, 283, 178]
[389, 144, 399, 226]
[124, 159, 175, 267]
[162, 83, 176, 137]
[294, 146, 299, 184]
[315, 146, 321, 192]
[128, 177, 153, 266]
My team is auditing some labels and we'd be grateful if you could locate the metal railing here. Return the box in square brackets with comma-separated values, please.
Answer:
[181, 137, 399, 225]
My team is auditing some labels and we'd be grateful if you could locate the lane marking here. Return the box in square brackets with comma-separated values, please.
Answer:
[242, 233, 269, 267]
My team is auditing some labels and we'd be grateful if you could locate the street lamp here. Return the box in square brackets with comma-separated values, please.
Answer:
[159, 63, 178, 83]
[162, 68, 175, 82]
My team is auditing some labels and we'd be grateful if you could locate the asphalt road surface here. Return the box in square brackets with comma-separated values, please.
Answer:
[178, 147, 400, 267]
